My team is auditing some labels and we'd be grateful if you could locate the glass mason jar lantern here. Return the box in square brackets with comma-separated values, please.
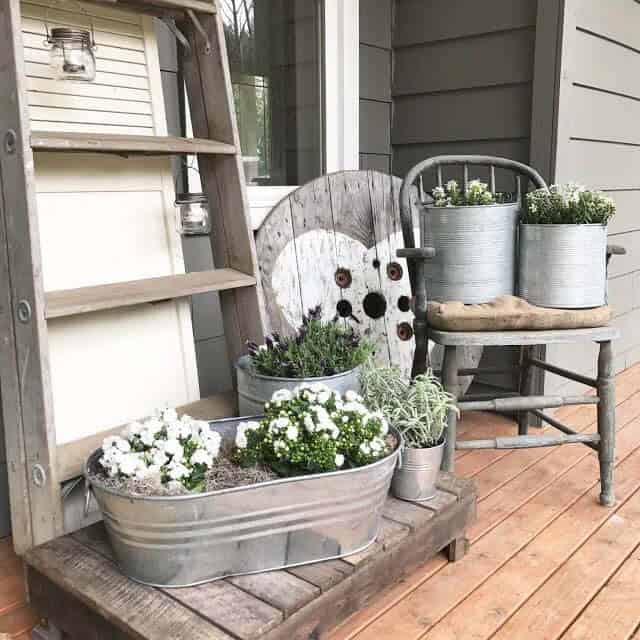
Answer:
[46, 27, 96, 82]
[175, 193, 211, 236]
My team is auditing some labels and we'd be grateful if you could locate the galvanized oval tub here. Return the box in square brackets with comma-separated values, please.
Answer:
[236, 355, 362, 415]
[519, 223, 607, 308]
[85, 416, 401, 588]
[421, 202, 520, 303]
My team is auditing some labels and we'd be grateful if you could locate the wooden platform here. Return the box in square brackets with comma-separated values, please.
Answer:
[328, 362, 640, 640]
[23, 474, 475, 640]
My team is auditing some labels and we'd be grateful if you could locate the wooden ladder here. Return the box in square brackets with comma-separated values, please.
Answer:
[0, 0, 264, 553]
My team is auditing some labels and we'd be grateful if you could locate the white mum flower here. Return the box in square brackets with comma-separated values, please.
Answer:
[343, 402, 368, 416]
[286, 425, 299, 441]
[118, 453, 142, 477]
[150, 449, 168, 467]
[304, 415, 316, 433]
[102, 435, 120, 450]
[310, 382, 331, 394]
[191, 448, 213, 468]
[115, 438, 132, 453]
[335, 454, 345, 467]
[203, 431, 221, 457]
[359, 442, 371, 455]
[139, 429, 156, 447]
[271, 388, 293, 403]
[167, 463, 190, 481]
[317, 390, 332, 404]
[344, 390, 362, 403]
[236, 431, 248, 449]
[370, 437, 385, 453]
[162, 438, 184, 461]
[143, 417, 163, 436]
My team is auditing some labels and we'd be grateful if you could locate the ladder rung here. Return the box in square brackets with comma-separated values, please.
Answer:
[31, 132, 235, 156]
[92, 0, 216, 15]
[45, 269, 256, 318]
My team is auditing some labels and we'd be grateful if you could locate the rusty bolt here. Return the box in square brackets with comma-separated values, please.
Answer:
[397, 322, 414, 341]
[335, 267, 352, 289]
[386, 262, 404, 281]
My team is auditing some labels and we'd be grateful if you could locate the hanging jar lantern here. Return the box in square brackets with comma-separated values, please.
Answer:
[44, 2, 97, 82]
[175, 193, 211, 236]
[175, 161, 211, 236]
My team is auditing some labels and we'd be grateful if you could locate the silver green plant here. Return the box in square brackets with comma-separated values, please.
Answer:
[359, 364, 456, 448]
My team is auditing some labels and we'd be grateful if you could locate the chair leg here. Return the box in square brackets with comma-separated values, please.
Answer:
[441, 345, 459, 472]
[518, 345, 535, 435]
[597, 340, 616, 507]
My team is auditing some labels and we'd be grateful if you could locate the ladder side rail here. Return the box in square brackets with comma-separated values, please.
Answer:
[180, 11, 265, 366]
[0, 0, 63, 552]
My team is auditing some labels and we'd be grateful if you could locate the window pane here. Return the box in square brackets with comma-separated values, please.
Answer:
[221, 0, 323, 186]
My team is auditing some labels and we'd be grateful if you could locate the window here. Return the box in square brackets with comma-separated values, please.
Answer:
[221, 0, 324, 186]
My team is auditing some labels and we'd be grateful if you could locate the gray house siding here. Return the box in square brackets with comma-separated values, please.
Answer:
[392, 0, 538, 391]
[359, 0, 393, 172]
[541, 0, 640, 393]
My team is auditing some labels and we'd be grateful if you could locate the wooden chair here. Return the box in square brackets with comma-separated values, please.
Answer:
[398, 156, 622, 507]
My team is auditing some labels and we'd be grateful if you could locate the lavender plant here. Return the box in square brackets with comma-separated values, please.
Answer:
[247, 306, 374, 378]
[523, 184, 615, 225]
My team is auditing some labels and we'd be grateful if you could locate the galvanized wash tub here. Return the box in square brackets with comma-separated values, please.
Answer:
[236, 355, 362, 415]
[85, 416, 401, 588]
[421, 202, 520, 303]
[519, 224, 607, 308]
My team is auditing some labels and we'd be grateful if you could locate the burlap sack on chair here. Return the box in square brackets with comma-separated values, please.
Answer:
[427, 295, 612, 332]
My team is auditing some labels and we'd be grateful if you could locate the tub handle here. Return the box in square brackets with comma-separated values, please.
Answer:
[84, 478, 95, 518]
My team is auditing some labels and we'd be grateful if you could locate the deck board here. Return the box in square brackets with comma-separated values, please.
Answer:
[329, 362, 640, 640]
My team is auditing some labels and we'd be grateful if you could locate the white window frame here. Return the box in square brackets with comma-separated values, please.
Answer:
[248, 0, 359, 229]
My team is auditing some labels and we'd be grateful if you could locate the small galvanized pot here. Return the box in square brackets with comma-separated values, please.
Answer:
[518, 223, 607, 308]
[85, 417, 401, 588]
[392, 440, 445, 502]
[236, 355, 361, 415]
[421, 202, 520, 303]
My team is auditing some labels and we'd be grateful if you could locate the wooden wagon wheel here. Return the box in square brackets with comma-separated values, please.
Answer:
[255, 170, 481, 388]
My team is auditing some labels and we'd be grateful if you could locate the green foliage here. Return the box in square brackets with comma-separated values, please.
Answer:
[432, 179, 508, 207]
[248, 306, 374, 378]
[234, 384, 392, 476]
[523, 184, 616, 224]
[359, 364, 456, 449]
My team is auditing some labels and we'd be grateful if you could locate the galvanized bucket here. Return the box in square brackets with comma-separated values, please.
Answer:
[236, 355, 362, 415]
[518, 224, 607, 308]
[420, 202, 520, 303]
[391, 440, 445, 502]
[85, 416, 401, 588]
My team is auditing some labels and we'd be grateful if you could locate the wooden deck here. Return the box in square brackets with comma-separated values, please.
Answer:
[329, 362, 640, 640]
[0, 538, 39, 639]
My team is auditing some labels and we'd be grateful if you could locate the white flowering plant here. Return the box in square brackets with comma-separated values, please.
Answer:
[234, 384, 393, 476]
[99, 408, 222, 492]
[432, 179, 506, 207]
[524, 183, 615, 225]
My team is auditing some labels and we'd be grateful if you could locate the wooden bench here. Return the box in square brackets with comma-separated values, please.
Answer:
[24, 473, 475, 640]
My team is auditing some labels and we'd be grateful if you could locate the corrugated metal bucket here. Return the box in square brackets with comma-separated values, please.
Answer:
[236, 355, 362, 415]
[421, 202, 520, 303]
[391, 441, 444, 502]
[85, 417, 401, 588]
[518, 224, 607, 308]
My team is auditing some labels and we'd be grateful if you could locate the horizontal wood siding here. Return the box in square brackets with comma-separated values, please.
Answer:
[359, 0, 392, 173]
[549, 0, 640, 392]
[392, 0, 538, 391]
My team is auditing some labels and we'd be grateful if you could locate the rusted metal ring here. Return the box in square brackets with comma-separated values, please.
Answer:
[386, 262, 404, 281]
[397, 322, 414, 341]
[335, 268, 352, 289]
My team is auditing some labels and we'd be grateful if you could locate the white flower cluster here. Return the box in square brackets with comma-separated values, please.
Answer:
[236, 383, 391, 472]
[99, 408, 221, 488]
[433, 178, 495, 207]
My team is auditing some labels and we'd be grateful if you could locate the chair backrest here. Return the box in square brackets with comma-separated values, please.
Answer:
[399, 155, 549, 257]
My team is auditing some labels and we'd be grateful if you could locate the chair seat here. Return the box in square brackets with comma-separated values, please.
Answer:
[430, 326, 620, 347]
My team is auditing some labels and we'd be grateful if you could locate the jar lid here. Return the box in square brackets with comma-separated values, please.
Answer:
[175, 193, 208, 205]
[49, 27, 93, 46]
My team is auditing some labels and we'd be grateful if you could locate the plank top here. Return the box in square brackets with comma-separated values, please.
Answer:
[430, 325, 620, 346]
[85, 0, 217, 15]
[25, 473, 476, 640]
[31, 132, 234, 156]
[45, 268, 256, 319]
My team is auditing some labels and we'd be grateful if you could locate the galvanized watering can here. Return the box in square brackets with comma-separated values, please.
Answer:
[85, 416, 401, 588]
